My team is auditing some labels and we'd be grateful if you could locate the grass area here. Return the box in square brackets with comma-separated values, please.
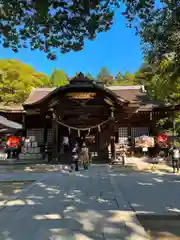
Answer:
[137, 214, 180, 240]
[0, 180, 34, 200]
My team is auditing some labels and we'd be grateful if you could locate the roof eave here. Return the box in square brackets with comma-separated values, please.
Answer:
[23, 82, 129, 108]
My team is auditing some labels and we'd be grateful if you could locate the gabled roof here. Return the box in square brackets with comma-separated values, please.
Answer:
[24, 88, 56, 105]
[24, 85, 148, 105]
[108, 85, 149, 102]
[0, 104, 24, 113]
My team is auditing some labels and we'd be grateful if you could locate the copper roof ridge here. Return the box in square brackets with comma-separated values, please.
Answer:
[108, 85, 144, 90]
[32, 87, 55, 91]
[29, 85, 145, 91]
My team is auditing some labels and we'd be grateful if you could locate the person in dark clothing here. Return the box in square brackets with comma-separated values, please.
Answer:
[169, 146, 180, 173]
[70, 143, 79, 172]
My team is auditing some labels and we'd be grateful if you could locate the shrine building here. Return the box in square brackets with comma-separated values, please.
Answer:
[0, 73, 175, 162]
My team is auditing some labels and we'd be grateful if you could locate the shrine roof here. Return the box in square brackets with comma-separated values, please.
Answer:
[24, 85, 148, 105]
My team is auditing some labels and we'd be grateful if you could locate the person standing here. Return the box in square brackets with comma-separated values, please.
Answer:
[70, 142, 79, 172]
[80, 142, 89, 170]
[170, 146, 180, 173]
[5, 134, 20, 159]
[121, 144, 127, 165]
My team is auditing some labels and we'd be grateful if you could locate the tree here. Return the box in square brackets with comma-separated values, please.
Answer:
[139, 0, 180, 65]
[135, 62, 155, 93]
[85, 72, 94, 81]
[135, 60, 180, 134]
[115, 72, 123, 82]
[50, 69, 68, 87]
[97, 67, 114, 85]
[0, 0, 156, 59]
[0, 59, 50, 104]
[124, 72, 135, 82]
[111, 72, 135, 86]
[135, 60, 180, 103]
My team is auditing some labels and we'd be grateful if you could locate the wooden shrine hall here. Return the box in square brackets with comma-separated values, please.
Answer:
[0, 73, 176, 163]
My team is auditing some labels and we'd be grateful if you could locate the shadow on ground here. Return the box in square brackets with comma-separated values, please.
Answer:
[0, 167, 147, 240]
[111, 166, 180, 239]
[0, 181, 34, 201]
[137, 214, 180, 240]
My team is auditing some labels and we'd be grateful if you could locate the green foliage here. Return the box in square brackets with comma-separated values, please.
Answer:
[115, 72, 124, 82]
[49, 69, 68, 87]
[85, 72, 94, 81]
[0, 59, 50, 104]
[135, 59, 180, 134]
[139, 0, 180, 65]
[97, 67, 114, 85]
[0, 0, 119, 59]
[0, 0, 157, 59]
[2, 0, 176, 66]
[112, 72, 135, 86]
[96, 68, 136, 86]
[124, 72, 135, 82]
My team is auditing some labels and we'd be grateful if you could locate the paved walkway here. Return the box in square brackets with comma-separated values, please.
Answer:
[125, 156, 172, 173]
[112, 169, 180, 215]
[0, 165, 148, 240]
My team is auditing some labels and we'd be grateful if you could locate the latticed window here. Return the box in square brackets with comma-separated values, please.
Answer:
[131, 127, 149, 138]
[27, 128, 44, 144]
[47, 129, 52, 143]
[118, 127, 128, 144]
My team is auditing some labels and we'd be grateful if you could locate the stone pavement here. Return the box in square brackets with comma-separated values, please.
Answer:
[125, 156, 172, 173]
[112, 169, 180, 215]
[0, 165, 149, 240]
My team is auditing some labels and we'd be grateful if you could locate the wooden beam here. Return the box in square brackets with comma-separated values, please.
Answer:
[56, 105, 109, 112]
[59, 110, 109, 116]
[61, 113, 109, 119]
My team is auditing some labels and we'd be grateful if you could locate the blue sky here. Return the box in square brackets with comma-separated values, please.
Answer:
[0, 11, 143, 77]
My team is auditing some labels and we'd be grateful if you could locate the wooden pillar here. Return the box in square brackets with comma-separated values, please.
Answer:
[110, 107, 116, 161]
[42, 114, 48, 159]
[128, 125, 131, 138]
[128, 125, 132, 156]
[52, 112, 58, 163]
[149, 111, 158, 156]
[22, 112, 27, 137]
[56, 124, 60, 161]
[149, 111, 154, 135]
[43, 115, 48, 146]
[172, 111, 176, 145]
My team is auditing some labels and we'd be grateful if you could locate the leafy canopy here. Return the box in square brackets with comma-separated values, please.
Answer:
[85, 72, 94, 81]
[2, 0, 178, 65]
[0, 0, 155, 59]
[97, 67, 114, 85]
[49, 69, 68, 87]
[139, 0, 180, 64]
[0, 60, 138, 105]
[135, 59, 180, 134]
[0, 59, 50, 104]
